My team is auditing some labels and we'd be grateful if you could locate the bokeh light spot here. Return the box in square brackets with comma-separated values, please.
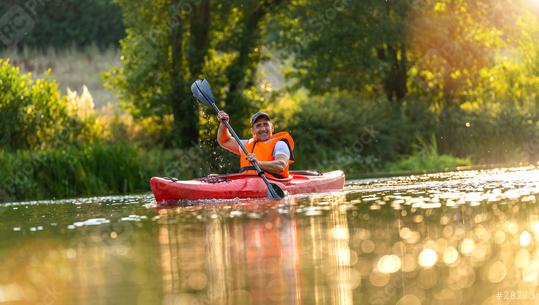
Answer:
[494, 231, 506, 244]
[332, 225, 349, 240]
[418, 248, 438, 268]
[443, 247, 459, 265]
[377, 255, 401, 273]
[487, 261, 506, 283]
[515, 249, 530, 268]
[396, 294, 422, 305]
[369, 271, 390, 287]
[522, 261, 539, 282]
[520, 231, 532, 247]
[402, 254, 417, 272]
[187, 271, 208, 290]
[460, 238, 475, 255]
[361, 240, 375, 253]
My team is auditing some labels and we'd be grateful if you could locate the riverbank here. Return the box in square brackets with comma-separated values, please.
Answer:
[0, 141, 472, 203]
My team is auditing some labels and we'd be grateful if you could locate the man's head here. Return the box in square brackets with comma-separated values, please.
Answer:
[250, 111, 274, 141]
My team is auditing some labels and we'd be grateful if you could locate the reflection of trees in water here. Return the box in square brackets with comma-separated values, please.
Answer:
[299, 195, 359, 305]
[158, 185, 539, 305]
[0, 217, 155, 305]
[157, 196, 359, 305]
[158, 202, 304, 305]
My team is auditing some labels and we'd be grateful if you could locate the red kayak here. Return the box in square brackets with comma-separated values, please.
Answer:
[150, 170, 345, 204]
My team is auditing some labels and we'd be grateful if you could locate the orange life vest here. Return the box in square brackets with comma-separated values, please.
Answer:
[239, 131, 295, 178]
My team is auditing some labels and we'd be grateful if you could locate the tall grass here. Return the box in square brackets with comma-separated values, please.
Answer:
[385, 135, 471, 173]
[0, 143, 148, 202]
[0, 142, 238, 202]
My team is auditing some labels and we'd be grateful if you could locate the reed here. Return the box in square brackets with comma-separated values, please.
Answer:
[0, 143, 147, 202]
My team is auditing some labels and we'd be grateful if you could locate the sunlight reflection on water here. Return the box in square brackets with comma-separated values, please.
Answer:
[0, 166, 539, 304]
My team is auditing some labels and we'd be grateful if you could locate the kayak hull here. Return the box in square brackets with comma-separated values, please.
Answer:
[150, 170, 345, 204]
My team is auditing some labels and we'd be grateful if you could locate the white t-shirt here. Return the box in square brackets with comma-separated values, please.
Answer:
[239, 140, 291, 159]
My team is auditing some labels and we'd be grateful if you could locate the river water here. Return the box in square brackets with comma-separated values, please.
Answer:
[1, 166, 539, 305]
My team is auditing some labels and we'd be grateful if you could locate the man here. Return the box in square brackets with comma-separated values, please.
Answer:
[217, 111, 294, 179]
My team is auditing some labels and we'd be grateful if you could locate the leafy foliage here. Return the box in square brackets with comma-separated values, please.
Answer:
[270, 0, 417, 101]
[272, 0, 537, 107]
[106, 0, 288, 147]
[0, 59, 80, 150]
[0, 0, 124, 50]
[0, 59, 142, 151]
[2, 0, 539, 202]
[271, 94, 404, 176]
[437, 105, 539, 164]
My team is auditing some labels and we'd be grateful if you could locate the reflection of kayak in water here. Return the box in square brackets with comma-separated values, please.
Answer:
[150, 170, 345, 204]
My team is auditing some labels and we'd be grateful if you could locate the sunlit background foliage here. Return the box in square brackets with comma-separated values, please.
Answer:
[0, 0, 538, 200]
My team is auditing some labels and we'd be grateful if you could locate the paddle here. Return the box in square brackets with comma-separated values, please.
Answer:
[191, 79, 285, 199]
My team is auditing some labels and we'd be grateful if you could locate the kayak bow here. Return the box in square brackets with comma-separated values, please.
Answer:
[150, 170, 345, 204]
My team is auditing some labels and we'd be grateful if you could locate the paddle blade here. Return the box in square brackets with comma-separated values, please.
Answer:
[191, 79, 215, 107]
[268, 183, 286, 199]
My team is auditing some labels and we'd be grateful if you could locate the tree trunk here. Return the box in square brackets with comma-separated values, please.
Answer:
[224, 0, 285, 133]
[188, 0, 210, 78]
[379, 44, 408, 103]
[395, 43, 407, 101]
[170, 3, 198, 147]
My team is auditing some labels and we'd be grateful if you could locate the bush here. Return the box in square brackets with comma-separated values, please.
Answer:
[0, 59, 127, 150]
[268, 90, 539, 176]
[0, 59, 83, 150]
[270, 93, 432, 176]
[438, 105, 539, 164]
[289, 95, 392, 156]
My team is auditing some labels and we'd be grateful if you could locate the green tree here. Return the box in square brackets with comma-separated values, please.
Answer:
[407, 0, 529, 107]
[271, 0, 532, 106]
[0, 0, 124, 50]
[271, 0, 415, 102]
[270, 0, 539, 164]
[106, 0, 287, 148]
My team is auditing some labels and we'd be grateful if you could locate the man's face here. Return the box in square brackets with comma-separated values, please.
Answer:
[251, 118, 273, 141]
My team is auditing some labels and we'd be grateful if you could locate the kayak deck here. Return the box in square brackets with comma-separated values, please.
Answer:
[150, 170, 345, 204]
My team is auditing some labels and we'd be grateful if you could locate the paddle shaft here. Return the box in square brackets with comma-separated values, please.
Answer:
[209, 102, 280, 198]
